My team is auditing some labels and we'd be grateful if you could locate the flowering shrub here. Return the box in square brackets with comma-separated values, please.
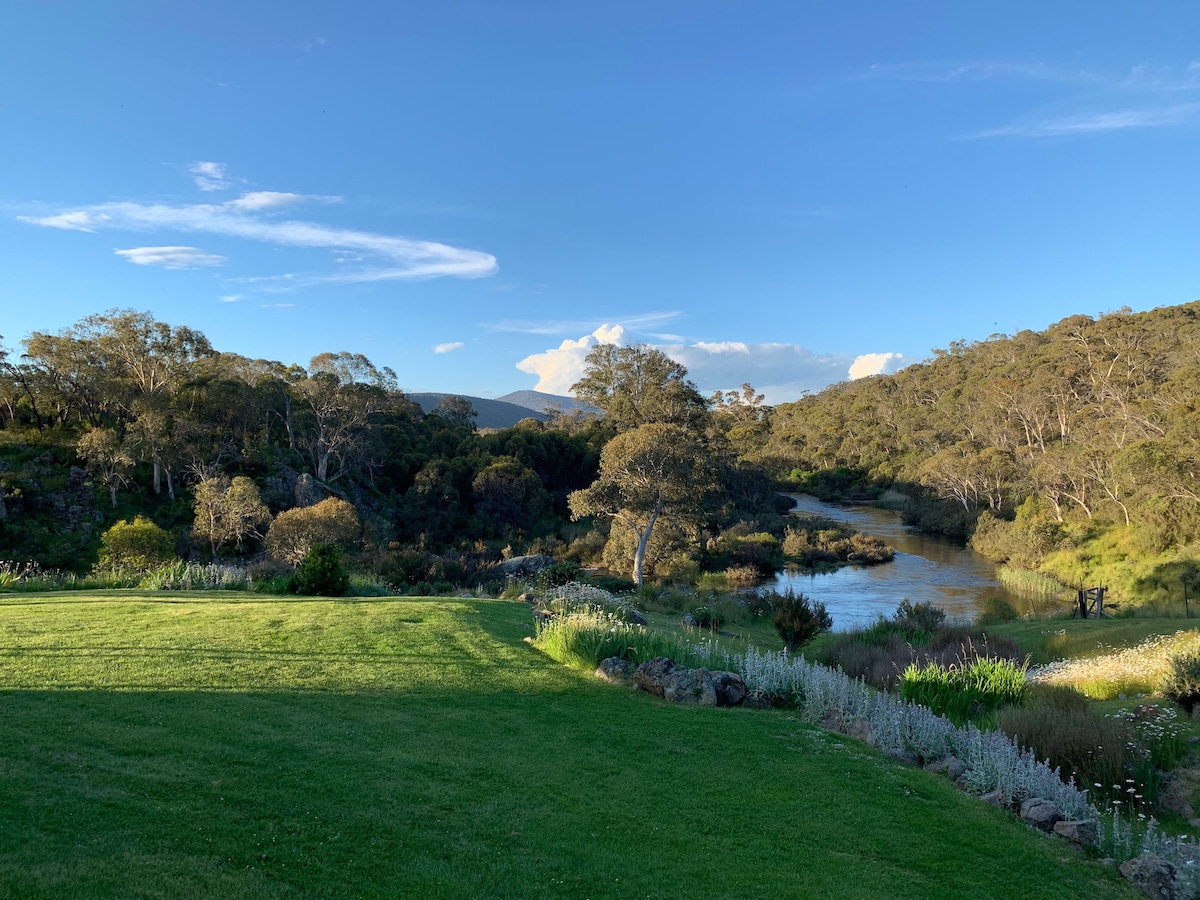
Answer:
[1029, 631, 1200, 699]
[139, 562, 254, 591]
[1160, 646, 1200, 714]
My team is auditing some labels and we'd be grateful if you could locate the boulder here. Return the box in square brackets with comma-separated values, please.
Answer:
[595, 657, 633, 684]
[924, 755, 967, 781]
[1019, 798, 1064, 832]
[844, 719, 875, 746]
[820, 708, 846, 733]
[662, 667, 718, 707]
[634, 658, 678, 698]
[680, 612, 698, 627]
[1119, 853, 1183, 900]
[625, 608, 648, 626]
[1052, 819, 1099, 846]
[885, 748, 920, 766]
[981, 790, 1007, 808]
[711, 671, 748, 707]
[497, 555, 554, 578]
[742, 692, 778, 709]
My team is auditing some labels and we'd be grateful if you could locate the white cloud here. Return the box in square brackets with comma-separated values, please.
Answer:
[433, 342, 465, 354]
[220, 294, 242, 303]
[189, 161, 232, 191]
[971, 104, 1198, 138]
[225, 191, 330, 211]
[516, 329, 904, 404]
[114, 246, 226, 268]
[516, 325, 626, 395]
[22, 189, 497, 283]
[849, 352, 905, 380]
[661, 341, 857, 403]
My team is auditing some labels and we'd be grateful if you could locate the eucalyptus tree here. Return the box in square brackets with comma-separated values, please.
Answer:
[571, 343, 709, 432]
[569, 423, 717, 585]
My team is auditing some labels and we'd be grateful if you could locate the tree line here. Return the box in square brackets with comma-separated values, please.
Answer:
[0, 309, 793, 588]
[759, 301, 1200, 600]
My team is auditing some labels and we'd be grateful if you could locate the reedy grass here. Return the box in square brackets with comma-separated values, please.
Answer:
[900, 657, 1029, 725]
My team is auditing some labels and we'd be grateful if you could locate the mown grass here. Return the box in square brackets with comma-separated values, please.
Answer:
[0, 591, 1135, 899]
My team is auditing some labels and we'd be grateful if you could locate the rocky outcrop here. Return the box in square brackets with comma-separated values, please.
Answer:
[662, 667, 718, 707]
[632, 658, 746, 707]
[1119, 853, 1184, 899]
[497, 555, 554, 578]
[1052, 819, 1099, 846]
[595, 657, 633, 684]
[633, 658, 677, 698]
[1019, 798, 1064, 832]
[711, 671, 747, 707]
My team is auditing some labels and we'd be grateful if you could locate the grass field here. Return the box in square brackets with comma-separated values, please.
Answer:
[0, 591, 1135, 898]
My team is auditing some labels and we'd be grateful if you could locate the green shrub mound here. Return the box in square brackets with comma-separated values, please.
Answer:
[1160, 646, 1200, 714]
[96, 516, 175, 573]
[289, 544, 350, 596]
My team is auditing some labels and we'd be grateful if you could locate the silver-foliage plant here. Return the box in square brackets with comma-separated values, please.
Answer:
[708, 645, 1200, 887]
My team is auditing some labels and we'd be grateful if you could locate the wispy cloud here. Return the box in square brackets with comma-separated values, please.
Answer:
[433, 342, 465, 354]
[969, 104, 1198, 138]
[115, 246, 226, 268]
[20, 168, 498, 284]
[298, 37, 327, 53]
[220, 294, 242, 303]
[189, 161, 232, 192]
[486, 311, 680, 336]
[862, 60, 1102, 87]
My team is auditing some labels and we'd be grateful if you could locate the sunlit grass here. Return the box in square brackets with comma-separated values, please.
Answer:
[0, 591, 1136, 898]
[1027, 630, 1200, 700]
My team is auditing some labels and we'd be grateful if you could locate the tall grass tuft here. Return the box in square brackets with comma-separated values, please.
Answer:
[996, 565, 1069, 599]
[139, 562, 253, 591]
[532, 607, 706, 670]
[900, 657, 1028, 725]
[1028, 630, 1200, 700]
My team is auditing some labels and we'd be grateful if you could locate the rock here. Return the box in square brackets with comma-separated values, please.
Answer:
[663, 667, 718, 707]
[886, 748, 920, 766]
[680, 613, 698, 627]
[1119, 853, 1183, 900]
[844, 719, 875, 746]
[981, 790, 1006, 808]
[633, 658, 678, 698]
[1158, 774, 1196, 820]
[1053, 819, 1099, 846]
[595, 657, 633, 684]
[1019, 798, 1065, 832]
[520, 592, 537, 604]
[625, 608, 648, 626]
[711, 671, 748, 707]
[820, 708, 846, 733]
[532, 608, 555, 625]
[924, 755, 967, 781]
[497, 555, 555, 578]
[742, 692, 777, 709]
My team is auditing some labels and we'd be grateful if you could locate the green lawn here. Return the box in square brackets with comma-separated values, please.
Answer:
[989, 616, 1200, 665]
[0, 592, 1134, 898]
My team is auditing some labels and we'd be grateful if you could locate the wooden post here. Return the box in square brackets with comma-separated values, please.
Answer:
[1186, 580, 1191, 619]
[1077, 588, 1088, 620]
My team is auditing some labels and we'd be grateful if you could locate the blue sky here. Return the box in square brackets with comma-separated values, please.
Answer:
[3, 1, 1198, 402]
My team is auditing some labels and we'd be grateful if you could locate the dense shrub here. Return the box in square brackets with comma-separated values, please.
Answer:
[690, 605, 725, 630]
[593, 575, 636, 594]
[893, 599, 947, 633]
[770, 589, 832, 652]
[538, 560, 585, 587]
[266, 498, 360, 565]
[1160, 646, 1200, 713]
[288, 545, 349, 596]
[96, 516, 175, 572]
[996, 701, 1128, 798]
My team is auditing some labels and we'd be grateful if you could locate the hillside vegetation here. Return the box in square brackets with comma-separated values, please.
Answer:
[0, 591, 1134, 899]
[761, 301, 1200, 607]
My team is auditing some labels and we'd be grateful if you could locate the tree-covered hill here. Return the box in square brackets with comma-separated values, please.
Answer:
[761, 301, 1200, 604]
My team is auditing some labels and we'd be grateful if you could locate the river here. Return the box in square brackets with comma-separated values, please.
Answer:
[769, 494, 1027, 630]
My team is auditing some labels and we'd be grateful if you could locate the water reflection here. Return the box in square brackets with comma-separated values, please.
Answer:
[770, 495, 1026, 630]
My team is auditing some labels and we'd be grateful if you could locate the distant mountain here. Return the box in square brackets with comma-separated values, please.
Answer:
[496, 390, 600, 416]
[407, 393, 547, 430]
